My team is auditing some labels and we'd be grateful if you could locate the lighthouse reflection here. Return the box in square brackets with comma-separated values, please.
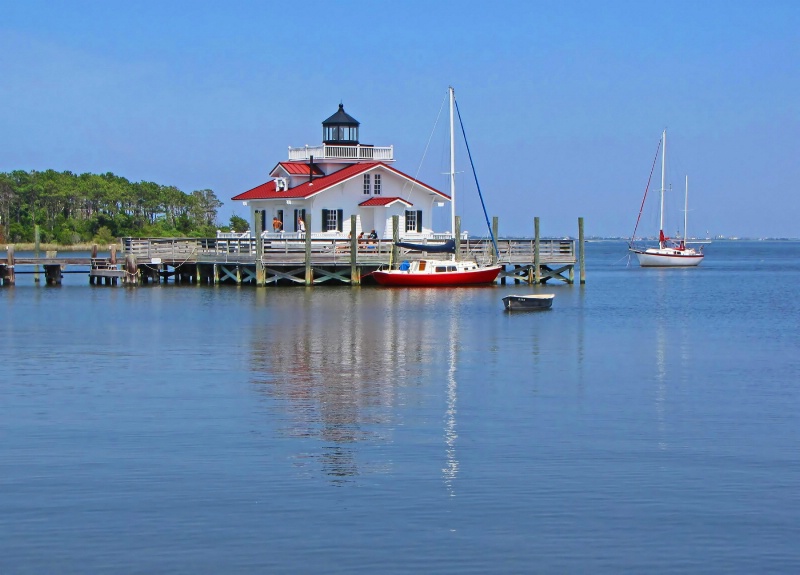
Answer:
[248, 287, 467, 486]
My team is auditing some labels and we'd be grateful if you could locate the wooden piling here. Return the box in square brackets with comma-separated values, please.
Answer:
[5, 245, 15, 285]
[45, 264, 62, 285]
[391, 215, 399, 267]
[455, 216, 462, 261]
[534, 217, 541, 284]
[124, 254, 138, 285]
[44, 251, 60, 285]
[254, 210, 265, 286]
[492, 216, 499, 264]
[34, 225, 41, 283]
[578, 216, 585, 284]
[304, 213, 312, 285]
[350, 214, 359, 285]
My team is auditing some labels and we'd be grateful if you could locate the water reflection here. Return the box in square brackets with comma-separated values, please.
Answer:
[443, 306, 459, 496]
[652, 269, 696, 451]
[248, 287, 468, 486]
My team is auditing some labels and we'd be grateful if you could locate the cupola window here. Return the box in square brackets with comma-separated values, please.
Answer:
[322, 103, 360, 145]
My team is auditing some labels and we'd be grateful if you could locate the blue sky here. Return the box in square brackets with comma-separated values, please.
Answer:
[2, 0, 798, 238]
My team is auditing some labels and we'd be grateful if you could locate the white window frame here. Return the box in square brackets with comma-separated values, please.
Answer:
[405, 210, 417, 232]
[363, 174, 371, 195]
[326, 209, 339, 231]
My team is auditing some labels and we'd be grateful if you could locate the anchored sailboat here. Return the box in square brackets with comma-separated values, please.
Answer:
[629, 129, 704, 267]
[372, 87, 502, 286]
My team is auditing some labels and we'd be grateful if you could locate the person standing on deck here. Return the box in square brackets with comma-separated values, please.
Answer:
[272, 217, 282, 233]
[298, 217, 306, 237]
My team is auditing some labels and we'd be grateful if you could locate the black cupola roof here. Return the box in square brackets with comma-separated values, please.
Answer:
[322, 103, 360, 145]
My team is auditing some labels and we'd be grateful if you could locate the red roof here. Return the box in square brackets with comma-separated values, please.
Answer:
[232, 162, 448, 201]
[359, 197, 413, 207]
[271, 162, 325, 176]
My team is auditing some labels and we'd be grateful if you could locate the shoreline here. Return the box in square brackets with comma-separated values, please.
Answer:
[4, 243, 110, 252]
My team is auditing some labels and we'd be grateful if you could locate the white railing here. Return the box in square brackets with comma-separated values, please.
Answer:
[288, 144, 394, 162]
[216, 231, 252, 239]
[217, 230, 467, 242]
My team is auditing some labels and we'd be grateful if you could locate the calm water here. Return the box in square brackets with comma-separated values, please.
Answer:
[2, 241, 799, 574]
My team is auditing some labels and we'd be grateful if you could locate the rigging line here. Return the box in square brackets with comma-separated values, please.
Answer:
[454, 98, 500, 259]
[612, 252, 630, 266]
[630, 135, 662, 246]
[401, 91, 449, 200]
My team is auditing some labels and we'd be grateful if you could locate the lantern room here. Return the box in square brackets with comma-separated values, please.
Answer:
[322, 103, 360, 145]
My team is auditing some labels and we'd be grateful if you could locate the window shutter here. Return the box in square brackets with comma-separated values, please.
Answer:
[337, 209, 343, 232]
[416, 210, 423, 232]
[321, 209, 329, 231]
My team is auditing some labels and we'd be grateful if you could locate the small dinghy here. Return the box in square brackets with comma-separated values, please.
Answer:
[502, 294, 554, 311]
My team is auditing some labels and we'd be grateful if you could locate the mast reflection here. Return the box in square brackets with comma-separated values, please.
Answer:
[442, 304, 459, 496]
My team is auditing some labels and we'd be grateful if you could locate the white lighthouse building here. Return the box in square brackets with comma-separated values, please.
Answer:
[232, 103, 451, 239]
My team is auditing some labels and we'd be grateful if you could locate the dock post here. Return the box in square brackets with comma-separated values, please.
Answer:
[110, 244, 117, 285]
[213, 264, 219, 285]
[34, 225, 41, 283]
[578, 216, 586, 284]
[455, 216, 461, 261]
[89, 244, 98, 284]
[124, 254, 138, 286]
[5, 245, 15, 286]
[492, 216, 499, 264]
[196, 263, 202, 285]
[391, 215, 399, 267]
[304, 213, 312, 285]
[45, 251, 60, 285]
[254, 210, 265, 286]
[350, 214, 359, 285]
[534, 217, 541, 284]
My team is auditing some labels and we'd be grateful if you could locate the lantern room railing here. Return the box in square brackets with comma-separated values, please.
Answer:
[288, 144, 394, 162]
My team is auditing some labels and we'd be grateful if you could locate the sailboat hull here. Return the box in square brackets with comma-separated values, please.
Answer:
[632, 248, 704, 267]
[372, 264, 502, 286]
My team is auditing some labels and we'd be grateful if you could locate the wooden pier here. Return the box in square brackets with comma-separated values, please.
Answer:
[0, 244, 125, 286]
[2, 216, 586, 287]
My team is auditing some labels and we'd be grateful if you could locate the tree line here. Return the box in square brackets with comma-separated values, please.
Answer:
[0, 169, 236, 245]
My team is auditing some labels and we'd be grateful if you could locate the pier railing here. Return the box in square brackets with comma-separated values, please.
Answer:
[122, 237, 575, 266]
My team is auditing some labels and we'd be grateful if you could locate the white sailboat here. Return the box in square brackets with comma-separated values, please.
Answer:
[629, 129, 704, 267]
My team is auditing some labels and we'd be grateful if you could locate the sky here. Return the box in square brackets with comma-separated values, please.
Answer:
[2, 0, 798, 239]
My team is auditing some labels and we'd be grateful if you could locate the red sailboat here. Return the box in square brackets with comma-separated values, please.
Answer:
[372, 87, 502, 287]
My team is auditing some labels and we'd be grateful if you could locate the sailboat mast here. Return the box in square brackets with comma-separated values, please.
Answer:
[659, 129, 666, 248]
[449, 86, 456, 239]
[684, 175, 689, 244]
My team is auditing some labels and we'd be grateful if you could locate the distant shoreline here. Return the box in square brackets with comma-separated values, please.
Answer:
[4, 243, 107, 252]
